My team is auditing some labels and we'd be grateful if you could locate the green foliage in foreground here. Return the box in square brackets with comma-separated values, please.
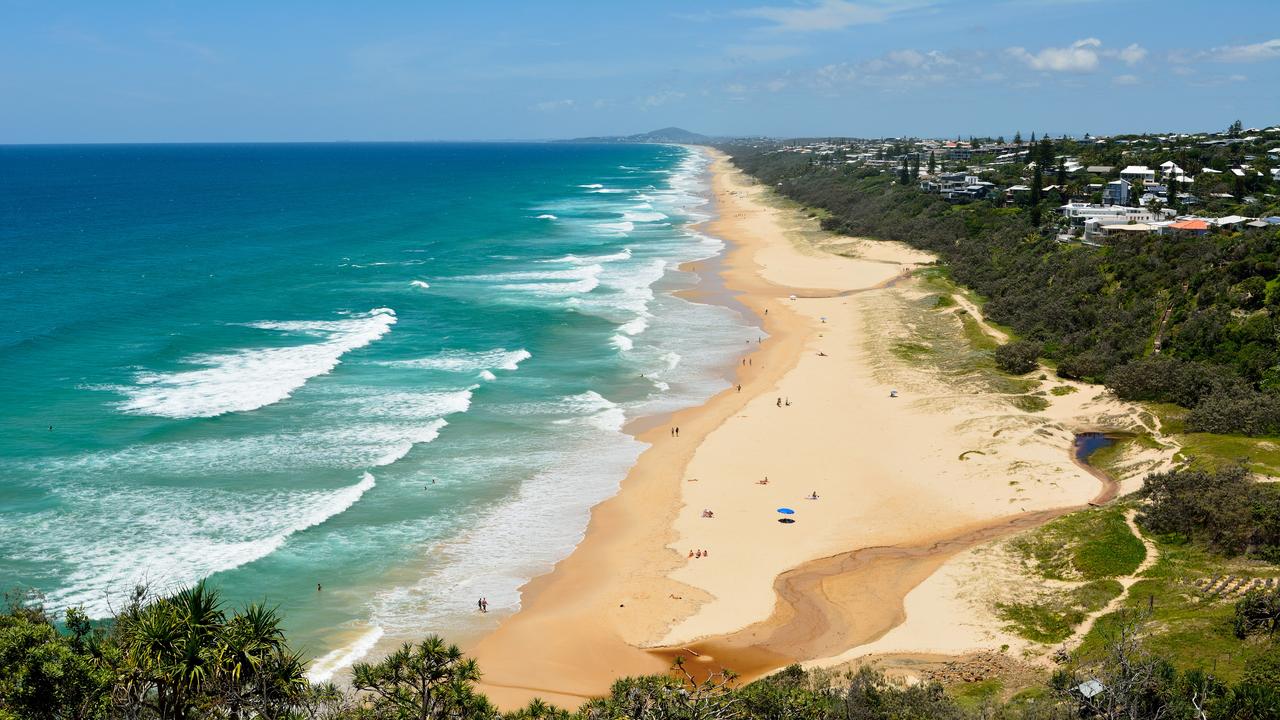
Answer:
[6, 582, 1280, 720]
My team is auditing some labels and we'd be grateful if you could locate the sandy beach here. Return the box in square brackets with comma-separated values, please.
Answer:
[468, 148, 1165, 709]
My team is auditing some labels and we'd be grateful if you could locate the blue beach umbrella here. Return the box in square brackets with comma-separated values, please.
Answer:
[776, 507, 795, 515]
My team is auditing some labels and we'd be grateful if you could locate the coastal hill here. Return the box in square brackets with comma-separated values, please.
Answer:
[562, 126, 714, 144]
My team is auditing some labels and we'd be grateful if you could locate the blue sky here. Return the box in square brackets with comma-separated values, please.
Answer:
[2, 0, 1278, 142]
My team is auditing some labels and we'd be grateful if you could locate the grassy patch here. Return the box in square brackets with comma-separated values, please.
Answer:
[949, 678, 1003, 710]
[1177, 434, 1280, 477]
[1008, 395, 1050, 413]
[996, 580, 1122, 644]
[1074, 539, 1280, 683]
[1050, 385, 1078, 396]
[932, 293, 956, 308]
[891, 341, 933, 362]
[1008, 505, 1146, 581]
[956, 310, 999, 351]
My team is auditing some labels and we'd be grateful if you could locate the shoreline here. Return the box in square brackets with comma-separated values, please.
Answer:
[468, 147, 811, 707]
[467, 148, 1154, 709]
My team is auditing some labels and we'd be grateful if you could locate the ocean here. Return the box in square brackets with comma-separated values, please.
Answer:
[0, 142, 756, 676]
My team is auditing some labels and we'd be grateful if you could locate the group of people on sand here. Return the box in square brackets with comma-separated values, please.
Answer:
[687, 549, 710, 559]
[669, 426, 680, 437]
[776, 397, 790, 407]
[477, 597, 489, 613]
[701, 508, 715, 518]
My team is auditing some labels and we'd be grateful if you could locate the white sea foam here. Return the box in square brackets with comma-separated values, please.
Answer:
[118, 308, 396, 419]
[593, 221, 634, 235]
[577, 183, 604, 189]
[307, 625, 385, 683]
[622, 204, 668, 223]
[589, 188, 627, 194]
[479, 370, 497, 381]
[609, 334, 633, 352]
[20, 472, 377, 617]
[410, 280, 430, 289]
[538, 248, 631, 265]
[383, 348, 531, 374]
[619, 316, 649, 336]
[535, 214, 557, 220]
[467, 264, 603, 296]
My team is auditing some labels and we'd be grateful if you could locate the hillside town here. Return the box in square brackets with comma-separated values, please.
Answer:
[769, 122, 1280, 245]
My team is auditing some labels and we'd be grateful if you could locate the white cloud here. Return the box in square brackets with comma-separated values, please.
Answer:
[1006, 38, 1102, 72]
[1112, 43, 1147, 65]
[811, 48, 961, 89]
[1112, 74, 1140, 85]
[739, 0, 894, 31]
[533, 99, 575, 112]
[1206, 38, 1280, 63]
[765, 78, 789, 92]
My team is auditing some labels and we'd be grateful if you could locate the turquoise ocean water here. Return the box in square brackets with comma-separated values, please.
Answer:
[0, 142, 756, 676]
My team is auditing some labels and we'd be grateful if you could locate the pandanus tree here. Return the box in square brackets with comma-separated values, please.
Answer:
[108, 581, 306, 720]
[351, 635, 495, 720]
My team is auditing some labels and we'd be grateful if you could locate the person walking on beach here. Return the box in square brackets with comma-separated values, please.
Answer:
[674, 426, 680, 437]
[777, 397, 782, 407]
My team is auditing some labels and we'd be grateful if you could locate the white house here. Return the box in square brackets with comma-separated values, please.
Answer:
[1120, 165, 1156, 183]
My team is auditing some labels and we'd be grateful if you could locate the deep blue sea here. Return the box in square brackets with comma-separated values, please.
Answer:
[0, 142, 755, 676]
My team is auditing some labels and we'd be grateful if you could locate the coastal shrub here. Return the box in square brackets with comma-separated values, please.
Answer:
[1233, 589, 1280, 639]
[994, 341, 1041, 375]
[1138, 464, 1268, 555]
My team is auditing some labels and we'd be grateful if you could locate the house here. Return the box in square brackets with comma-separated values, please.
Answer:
[1166, 219, 1210, 235]
[1103, 179, 1131, 206]
[1214, 215, 1252, 228]
[1086, 165, 1114, 175]
[1100, 223, 1157, 239]
[1060, 202, 1157, 225]
[1120, 165, 1156, 183]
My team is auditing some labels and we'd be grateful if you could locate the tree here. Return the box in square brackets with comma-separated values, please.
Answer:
[927, 151, 936, 175]
[0, 597, 111, 720]
[1230, 119, 1244, 137]
[580, 658, 741, 720]
[1138, 464, 1254, 554]
[1234, 589, 1280, 638]
[351, 636, 494, 720]
[995, 341, 1042, 374]
[108, 581, 307, 720]
[1014, 130, 1022, 147]
[899, 158, 910, 185]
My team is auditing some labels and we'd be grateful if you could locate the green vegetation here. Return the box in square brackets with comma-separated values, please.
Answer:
[724, 142, 1280, 437]
[1007, 395, 1050, 413]
[6, 581, 1280, 719]
[994, 340, 1041, 375]
[997, 579, 1123, 644]
[890, 341, 933, 362]
[1050, 385, 1077, 396]
[1140, 464, 1280, 558]
[1010, 505, 1147, 581]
